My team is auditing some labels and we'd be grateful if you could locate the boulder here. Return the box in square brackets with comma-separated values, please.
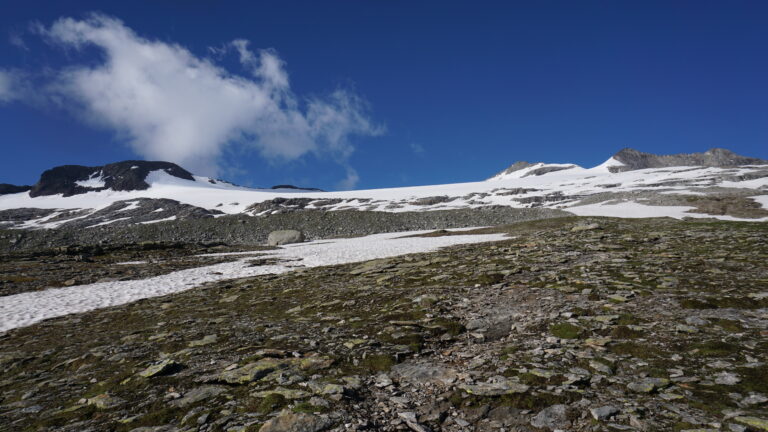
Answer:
[268, 230, 305, 246]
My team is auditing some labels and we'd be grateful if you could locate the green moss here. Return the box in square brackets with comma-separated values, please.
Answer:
[713, 319, 744, 333]
[692, 340, 739, 357]
[257, 393, 287, 414]
[447, 390, 465, 407]
[117, 406, 183, 430]
[431, 318, 465, 336]
[498, 391, 577, 410]
[473, 273, 504, 286]
[610, 325, 643, 339]
[360, 354, 396, 372]
[610, 342, 659, 359]
[681, 296, 767, 310]
[33, 405, 99, 429]
[737, 365, 768, 393]
[549, 322, 582, 339]
[680, 299, 717, 309]
[617, 313, 641, 326]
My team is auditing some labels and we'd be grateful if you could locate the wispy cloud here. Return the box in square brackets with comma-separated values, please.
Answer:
[0, 69, 23, 102]
[7, 13, 382, 183]
[410, 142, 425, 154]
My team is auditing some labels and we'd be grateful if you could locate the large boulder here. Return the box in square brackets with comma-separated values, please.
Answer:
[268, 230, 305, 246]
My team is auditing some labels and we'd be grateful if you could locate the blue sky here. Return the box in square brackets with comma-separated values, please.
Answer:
[0, 1, 767, 190]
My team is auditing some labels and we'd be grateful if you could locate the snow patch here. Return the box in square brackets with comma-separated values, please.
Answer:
[138, 216, 177, 224]
[0, 228, 508, 332]
[75, 172, 106, 188]
[86, 217, 131, 228]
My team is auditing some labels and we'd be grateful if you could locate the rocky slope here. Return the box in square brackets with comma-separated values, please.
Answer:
[1, 217, 766, 431]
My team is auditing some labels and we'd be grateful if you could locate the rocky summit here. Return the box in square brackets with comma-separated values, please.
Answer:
[27, 160, 196, 197]
[1, 216, 767, 431]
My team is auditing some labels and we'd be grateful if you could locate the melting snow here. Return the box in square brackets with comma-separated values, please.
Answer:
[0, 228, 508, 332]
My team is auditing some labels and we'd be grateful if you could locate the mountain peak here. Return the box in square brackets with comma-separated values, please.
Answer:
[489, 161, 576, 180]
[28, 160, 195, 197]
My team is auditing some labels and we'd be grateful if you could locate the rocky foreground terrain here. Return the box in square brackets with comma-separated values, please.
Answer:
[1, 216, 767, 432]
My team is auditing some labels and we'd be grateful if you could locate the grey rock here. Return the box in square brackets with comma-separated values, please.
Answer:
[259, 410, 332, 432]
[530, 404, 570, 430]
[610, 148, 768, 173]
[128, 427, 179, 432]
[590, 405, 619, 421]
[169, 386, 227, 407]
[627, 377, 670, 393]
[390, 362, 459, 386]
[268, 230, 306, 246]
[459, 378, 529, 396]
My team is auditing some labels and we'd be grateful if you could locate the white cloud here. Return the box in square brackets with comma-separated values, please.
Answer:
[32, 14, 381, 178]
[0, 69, 21, 102]
[337, 167, 360, 190]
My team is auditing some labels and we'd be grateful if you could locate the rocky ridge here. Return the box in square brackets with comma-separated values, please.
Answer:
[609, 148, 768, 173]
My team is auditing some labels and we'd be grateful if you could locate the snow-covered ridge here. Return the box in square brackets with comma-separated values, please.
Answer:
[1, 150, 768, 227]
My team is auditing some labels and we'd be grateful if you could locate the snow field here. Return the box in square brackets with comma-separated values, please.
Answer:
[0, 229, 508, 332]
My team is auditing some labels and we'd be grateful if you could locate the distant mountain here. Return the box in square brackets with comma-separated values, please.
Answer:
[608, 148, 768, 173]
[271, 184, 325, 192]
[488, 161, 578, 180]
[27, 160, 195, 197]
[0, 184, 31, 195]
[0, 148, 767, 229]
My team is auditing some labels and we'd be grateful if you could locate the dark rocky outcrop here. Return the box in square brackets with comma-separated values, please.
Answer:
[271, 184, 325, 192]
[0, 184, 32, 195]
[610, 148, 768, 173]
[29, 161, 195, 197]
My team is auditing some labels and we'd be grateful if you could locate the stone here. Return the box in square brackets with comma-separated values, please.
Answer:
[138, 359, 181, 378]
[218, 359, 286, 384]
[627, 377, 670, 393]
[685, 316, 709, 326]
[259, 410, 332, 432]
[714, 372, 741, 385]
[530, 404, 570, 430]
[735, 417, 768, 431]
[252, 387, 311, 400]
[460, 379, 529, 396]
[188, 334, 217, 347]
[169, 386, 226, 407]
[87, 393, 125, 409]
[267, 230, 305, 246]
[390, 362, 459, 386]
[398, 412, 431, 432]
[571, 223, 601, 232]
[742, 393, 768, 406]
[590, 405, 619, 421]
[589, 360, 613, 375]
[128, 427, 179, 432]
[487, 406, 521, 426]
